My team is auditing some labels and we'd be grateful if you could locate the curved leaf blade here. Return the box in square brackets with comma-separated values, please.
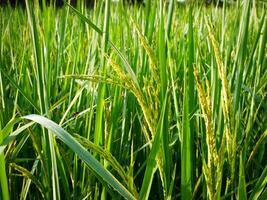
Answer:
[22, 114, 136, 200]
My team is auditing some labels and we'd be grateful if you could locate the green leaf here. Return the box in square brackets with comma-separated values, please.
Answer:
[139, 93, 168, 200]
[0, 122, 34, 155]
[237, 152, 247, 200]
[22, 115, 136, 200]
[249, 165, 267, 200]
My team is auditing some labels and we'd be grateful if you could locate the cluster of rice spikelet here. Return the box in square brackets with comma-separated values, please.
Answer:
[193, 65, 218, 199]
[205, 17, 233, 158]
[192, 17, 235, 200]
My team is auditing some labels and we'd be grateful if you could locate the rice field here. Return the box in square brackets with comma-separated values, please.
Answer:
[0, 0, 267, 199]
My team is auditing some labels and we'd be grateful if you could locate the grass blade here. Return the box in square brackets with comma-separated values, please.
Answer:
[249, 165, 267, 200]
[22, 114, 136, 200]
[0, 118, 10, 200]
[181, 7, 195, 200]
[139, 93, 168, 200]
[237, 152, 247, 200]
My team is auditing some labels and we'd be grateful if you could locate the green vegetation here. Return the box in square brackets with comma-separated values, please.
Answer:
[0, 0, 267, 199]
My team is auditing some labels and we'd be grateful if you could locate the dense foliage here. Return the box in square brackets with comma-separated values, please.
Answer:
[0, 0, 267, 199]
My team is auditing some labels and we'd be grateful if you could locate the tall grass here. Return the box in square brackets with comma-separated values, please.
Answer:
[0, 0, 267, 199]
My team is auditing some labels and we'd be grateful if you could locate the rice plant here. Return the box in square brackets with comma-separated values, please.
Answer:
[0, 0, 267, 199]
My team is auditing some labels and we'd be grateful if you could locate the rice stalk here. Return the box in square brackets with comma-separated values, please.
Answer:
[105, 54, 155, 140]
[130, 17, 160, 84]
[193, 65, 218, 200]
[10, 162, 45, 199]
[205, 17, 233, 158]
